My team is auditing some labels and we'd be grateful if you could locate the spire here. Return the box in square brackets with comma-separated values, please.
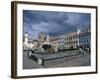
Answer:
[77, 29, 80, 34]
[46, 34, 49, 43]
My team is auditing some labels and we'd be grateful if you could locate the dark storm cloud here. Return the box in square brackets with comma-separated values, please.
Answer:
[23, 10, 90, 39]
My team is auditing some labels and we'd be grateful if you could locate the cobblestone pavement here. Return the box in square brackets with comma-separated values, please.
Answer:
[23, 51, 43, 69]
[49, 53, 90, 68]
[23, 50, 90, 69]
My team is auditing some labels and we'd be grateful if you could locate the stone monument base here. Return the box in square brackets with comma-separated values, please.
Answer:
[29, 50, 80, 67]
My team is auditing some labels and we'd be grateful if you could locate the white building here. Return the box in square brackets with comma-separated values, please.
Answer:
[64, 32, 78, 49]
[64, 27, 91, 50]
[23, 32, 34, 49]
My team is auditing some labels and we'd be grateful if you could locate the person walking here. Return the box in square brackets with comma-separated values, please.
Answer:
[79, 47, 85, 56]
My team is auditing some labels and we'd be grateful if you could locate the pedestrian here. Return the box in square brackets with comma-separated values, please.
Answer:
[83, 48, 86, 56]
[79, 47, 85, 56]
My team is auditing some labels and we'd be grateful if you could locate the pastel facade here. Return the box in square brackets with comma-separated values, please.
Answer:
[64, 32, 78, 49]
[23, 26, 91, 51]
[78, 27, 91, 49]
[64, 27, 91, 49]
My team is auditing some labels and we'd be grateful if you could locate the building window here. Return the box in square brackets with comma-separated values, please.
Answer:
[71, 41, 72, 44]
[76, 41, 77, 44]
[84, 41, 86, 44]
[87, 40, 88, 43]
[65, 42, 67, 45]
[87, 34, 89, 37]
[71, 37, 72, 39]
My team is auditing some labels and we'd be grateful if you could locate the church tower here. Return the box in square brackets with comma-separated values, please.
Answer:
[24, 32, 29, 47]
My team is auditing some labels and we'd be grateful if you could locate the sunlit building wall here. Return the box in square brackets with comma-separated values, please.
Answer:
[64, 32, 78, 49]
[64, 26, 91, 49]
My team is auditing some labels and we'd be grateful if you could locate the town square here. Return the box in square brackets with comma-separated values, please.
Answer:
[23, 10, 91, 69]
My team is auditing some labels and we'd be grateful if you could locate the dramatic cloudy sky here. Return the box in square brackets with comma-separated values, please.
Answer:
[23, 10, 91, 39]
